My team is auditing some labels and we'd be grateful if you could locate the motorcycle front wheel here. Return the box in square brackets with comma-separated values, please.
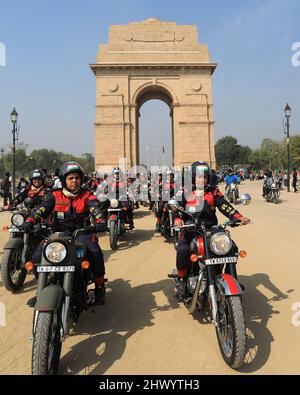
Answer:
[215, 294, 246, 369]
[109, 221, 118, 250]
[32, 311, 62, 375]
[1, 247, 27, 292]
[233, 192, 237, 205]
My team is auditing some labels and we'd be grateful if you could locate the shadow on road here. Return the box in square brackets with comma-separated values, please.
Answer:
[238, 273, 293, 373]
[101, 228, 156, 262]
[59, 278, 177, 375]
[133, 209, 152, 219]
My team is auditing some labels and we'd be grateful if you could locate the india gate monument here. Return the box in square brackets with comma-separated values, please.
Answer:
[90, 18, 217, 172]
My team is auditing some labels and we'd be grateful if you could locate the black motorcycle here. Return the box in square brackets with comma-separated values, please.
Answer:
[168, 194, 251, 369]
[1, 198, 49, 292]
[106, 197, 132, 250]
[265, 177, 280, 203]
[31, 225, 101, 375]
[226, 183, 239, 205]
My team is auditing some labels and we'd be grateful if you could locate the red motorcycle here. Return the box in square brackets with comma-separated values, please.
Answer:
[168, 194, 251, 369]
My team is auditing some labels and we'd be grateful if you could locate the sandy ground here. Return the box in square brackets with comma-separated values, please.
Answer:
[0, 180, 299, 375]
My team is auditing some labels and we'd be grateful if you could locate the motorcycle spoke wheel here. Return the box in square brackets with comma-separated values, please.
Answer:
[216, 294, 246, 369]
[1, 248, 27, 292]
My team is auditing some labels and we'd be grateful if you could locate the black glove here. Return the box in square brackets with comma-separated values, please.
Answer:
[22, 221, 34, 233]
[95, 221, 107, 233]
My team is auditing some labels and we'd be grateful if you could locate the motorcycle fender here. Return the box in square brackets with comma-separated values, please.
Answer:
[3, 238, 24, 250]
[34, 285, 64, 312]
[216, 274, 243, 296]
[110, 214, 117, 221]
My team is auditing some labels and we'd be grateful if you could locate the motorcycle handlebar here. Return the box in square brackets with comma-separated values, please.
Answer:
[73, 226, 96, 238]
[171, 223, 196, 232]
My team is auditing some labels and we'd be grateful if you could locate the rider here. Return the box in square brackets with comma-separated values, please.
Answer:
[23, 162, 108, 305]
[108, 167, 134, 229]
[52, 169, 62, 190]
[173, 161, 250, 301]
[91, 171, 100, 191]
[8, 169, 49, 209]
[155, 169, 175, 232]
[262, 169, 273, 197]
[224, 168, 240, 197]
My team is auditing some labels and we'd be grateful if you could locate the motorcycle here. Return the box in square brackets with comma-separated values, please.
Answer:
[106, 197, 131, 250]
[31, 224, 102, 375]
[1, 198, 49, 292]
[168, 193, 251, 369]
[226, 183, 239, 205]
[159, 202, 176, 240]
[265, 178, 280, 203]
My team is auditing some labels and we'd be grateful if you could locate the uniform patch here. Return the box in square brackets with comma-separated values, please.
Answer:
[57, 212, 65, 219]
[56, 201, 69, 206]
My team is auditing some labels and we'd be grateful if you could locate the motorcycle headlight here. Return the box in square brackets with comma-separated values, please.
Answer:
[44, 242, 67, 264]
[230, 183, 235, 190]
[272, 183, 276, 188]
[210, 232, 232, 256]
[11, 213, 25, 227]
[110, 199, 119, 208]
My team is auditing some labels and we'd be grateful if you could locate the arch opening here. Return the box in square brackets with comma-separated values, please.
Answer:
[135, 86, 174, 169]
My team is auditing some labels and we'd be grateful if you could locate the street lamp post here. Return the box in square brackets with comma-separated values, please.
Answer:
[284, 104, 291, 192]
[10, 108, 18, 199]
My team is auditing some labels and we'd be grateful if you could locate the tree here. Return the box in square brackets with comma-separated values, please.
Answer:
[236, 145, 252, 164]
[3, 142, 30, 177]
[290, 135, 300, 168]
[80, 153, 95, 173]
[215, 136, 252, 167]
[259, 138, 285, 170]
[215, 136, 238, 167]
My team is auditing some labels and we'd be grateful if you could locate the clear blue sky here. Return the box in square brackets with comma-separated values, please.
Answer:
[0, 0, 299, 167]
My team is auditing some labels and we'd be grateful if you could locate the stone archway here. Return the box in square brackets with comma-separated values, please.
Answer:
[90, 18, 217, 172]
[134, 84, 174, 166]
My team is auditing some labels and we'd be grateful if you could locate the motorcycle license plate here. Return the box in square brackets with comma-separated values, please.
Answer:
[37, 266, 75, 273]
[205, 257, 238, 265]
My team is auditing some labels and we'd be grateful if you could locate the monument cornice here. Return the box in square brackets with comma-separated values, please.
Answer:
[90, 62, 217, 74]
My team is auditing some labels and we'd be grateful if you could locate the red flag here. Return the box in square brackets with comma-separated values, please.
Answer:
[162, 146, 165, 154]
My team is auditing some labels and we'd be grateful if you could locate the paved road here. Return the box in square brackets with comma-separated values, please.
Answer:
[0, 181, 299, 374]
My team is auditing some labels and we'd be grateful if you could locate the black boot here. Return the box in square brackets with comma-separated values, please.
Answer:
[176, 277, 188, 301]
[129, 219, 134, 230]
[94, 285, 106, 305]
[155, 222, 161, 232]
[27, 296, 37, 308]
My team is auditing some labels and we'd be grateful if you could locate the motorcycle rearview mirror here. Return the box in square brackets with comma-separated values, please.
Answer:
[241, 193, 251, 205]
